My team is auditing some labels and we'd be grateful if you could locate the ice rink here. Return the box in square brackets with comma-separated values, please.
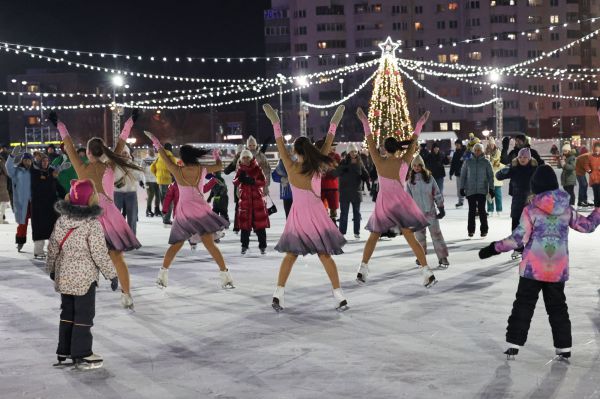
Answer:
[1, 175, 600, 399]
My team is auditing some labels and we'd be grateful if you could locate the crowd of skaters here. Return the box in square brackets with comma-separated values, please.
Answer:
[1, 104, 600, 369]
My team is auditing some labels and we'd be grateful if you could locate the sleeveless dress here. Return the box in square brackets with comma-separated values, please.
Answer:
[168, 166, 230, 245]
[366, 162, 429, 233]
[275, 174, 346, 255]
[98, 167, 141, 251]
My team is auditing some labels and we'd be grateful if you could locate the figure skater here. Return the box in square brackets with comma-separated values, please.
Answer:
[355, 108, 436, 288]
[263, 103, 348, 311]
[143, 133, 234, 290]
[54, 112, 141, 309]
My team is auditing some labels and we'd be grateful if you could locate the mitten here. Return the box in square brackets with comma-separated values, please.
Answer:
[139, 181, 145, 188]
[479, 242, 501, 259]
[436, 208, 445, 219]
[110, 277, 119, 291]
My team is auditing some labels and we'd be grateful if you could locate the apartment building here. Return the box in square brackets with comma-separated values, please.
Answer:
[264, 0, 600, 140]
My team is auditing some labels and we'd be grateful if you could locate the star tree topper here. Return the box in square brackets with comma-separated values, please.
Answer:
[378, 37, 401, 57]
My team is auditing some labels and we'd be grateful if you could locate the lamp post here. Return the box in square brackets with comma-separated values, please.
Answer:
[111, 75, 125, 147]
[295, 76, 308, 137]
[339, 78, 344, 138]
[489, 70, 503, 141]
[277, 73, 285, 132]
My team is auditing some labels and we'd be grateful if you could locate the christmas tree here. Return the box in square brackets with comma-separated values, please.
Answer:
[368, 37, 412, 147]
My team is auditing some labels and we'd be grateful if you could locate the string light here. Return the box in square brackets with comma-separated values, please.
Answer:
[302, 71, 376, 109]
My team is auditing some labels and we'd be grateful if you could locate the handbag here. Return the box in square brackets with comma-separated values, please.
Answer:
[266, 194, 278, 215]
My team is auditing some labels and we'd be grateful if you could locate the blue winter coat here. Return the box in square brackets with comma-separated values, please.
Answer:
[6, 155, 31, 224]
[272, 160, 293, 201]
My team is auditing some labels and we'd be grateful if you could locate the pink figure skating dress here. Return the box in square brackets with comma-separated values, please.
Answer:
[275, 174, 346, 255]
[366, 163, 429, 233]
[169, 166, 229, 244]
[98, 167, 141, 251]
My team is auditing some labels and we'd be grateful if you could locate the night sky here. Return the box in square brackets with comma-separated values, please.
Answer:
[0, 0, 271, 143]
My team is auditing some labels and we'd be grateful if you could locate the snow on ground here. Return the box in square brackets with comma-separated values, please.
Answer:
[1, 174, 600, 399]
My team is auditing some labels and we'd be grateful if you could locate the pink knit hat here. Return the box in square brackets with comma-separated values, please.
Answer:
[517, 147, 531, 160]
[68, 179, 97, 206]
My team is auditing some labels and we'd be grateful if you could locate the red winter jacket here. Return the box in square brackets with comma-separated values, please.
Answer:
[233, 160, 270, 231]
[322, 152, 341, 191]
[163, 182, 179, 217]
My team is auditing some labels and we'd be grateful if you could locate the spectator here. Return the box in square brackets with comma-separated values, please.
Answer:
[449, 139, 465, 207]
[29, 154, 59, 258]
[486, 138, 504, 216]
[272, 158, 293, 218]
[426, 142, 448, 194]
[113, 147, 142, 234]
[501, 134, 544, 166]
[151, 142, 177, 224]
[589, 142, 600, 207]
[0, 156, 9, 224]
[141, 148, 161, 217]
[559, 144, 577, 206]
[575, 151, 593, 208]
[6, 147, 32, 252]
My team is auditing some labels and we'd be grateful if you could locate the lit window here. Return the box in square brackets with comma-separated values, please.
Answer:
[468, 51, 482, 60]
[318, 41, 327, 49]
[550, 15, 559, 24]
[448, 2, 459, 10]
[449, 54, 459, 63]
[320, 110, 329, 117]
[438, 54, 448, 63]
[415, 22, 423, 31]
[440, 122, 449, 131]
[27, 84, 39, 93]
[452, 122, 461, 130]
[31, 100, 40, 107]
[27, 116, 40, 125]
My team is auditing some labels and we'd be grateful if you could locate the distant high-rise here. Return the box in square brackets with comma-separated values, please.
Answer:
[264, 0, 600, 140]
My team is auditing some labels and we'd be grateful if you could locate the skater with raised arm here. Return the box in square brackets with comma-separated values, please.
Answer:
[263, 103, 348, 311]
[479, 165, 600, 360]
[53, 112, 141, 309]
[355, 108, 436, 288]
[144, 133, 233, 290]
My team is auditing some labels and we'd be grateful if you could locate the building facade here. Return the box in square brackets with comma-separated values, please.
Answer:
[264, 0, 600, 141]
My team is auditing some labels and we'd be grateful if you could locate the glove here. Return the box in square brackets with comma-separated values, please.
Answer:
[139, 181, 145, 189]
[144, 130, 163, 150]
[356, 107, 372, 137]
[131, 108, 140, 123]
[489, 189, 495, 198]
[53, 161, 72, 173]
[47, 110, 58, 127]
[502, 136, 510, 150]
[119, 117, 134, 141]
[479, 242, 501, 259]
[50, 272, 55, 281]
[262, 104, 282, 139]
[327, 105, 345, 135]
[460, 188, 466, 197]
[110, 277, 119, 291]
[413, 111, 430, 137]
[11, 145, 23, 157]
[212, 148, 221, 161]
[436, 208, 445, 219]
[57, 121, 70, 140]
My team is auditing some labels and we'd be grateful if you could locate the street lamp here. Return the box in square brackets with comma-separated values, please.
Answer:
[295, 76, 309, 137]
[111, 75, 126, 147]
[482, 129, 492, 137]
[284, 134, 292, 145]
[489, 70, 503, 141]
[277, 73, 286, 132]
[338, 78, 344, 100]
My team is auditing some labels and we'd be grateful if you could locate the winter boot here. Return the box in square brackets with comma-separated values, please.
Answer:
[555, 347, 571, 360]
[438, 258, 450, 269]
[504, 344, 520, 360]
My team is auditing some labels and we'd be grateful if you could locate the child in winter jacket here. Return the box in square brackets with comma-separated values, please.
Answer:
[479, 165, 600, 359]
[47, 179, 118, 370]
[407, 155, 449, 268]
[207, 171, 229, 222]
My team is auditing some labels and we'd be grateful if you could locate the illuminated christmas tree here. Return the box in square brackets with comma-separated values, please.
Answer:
[368, 37, 412, 147]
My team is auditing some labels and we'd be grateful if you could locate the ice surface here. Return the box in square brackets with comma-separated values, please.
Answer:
[1, 175, 599, 399]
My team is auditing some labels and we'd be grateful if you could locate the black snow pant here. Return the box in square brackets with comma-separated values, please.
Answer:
[57, 283, 96, 359]
[241, 229, 267, 250]
[563, 185, 575, 206]
[467, 194, 488, 235]
[283, 199, 293, 219]
[506, 277, 571, 349]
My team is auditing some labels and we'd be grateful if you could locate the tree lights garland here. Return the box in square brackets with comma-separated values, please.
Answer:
[301, 71, 377, 109]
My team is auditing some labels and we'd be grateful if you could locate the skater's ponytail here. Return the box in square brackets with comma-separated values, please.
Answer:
[293, 136, 333, 176]
[383, 136, 412, 155]
[87, 138, 142, 171]
[179, 145, 210, 165]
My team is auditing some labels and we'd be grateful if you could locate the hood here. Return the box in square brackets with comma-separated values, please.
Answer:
[530, 189, 570, 216]
[55, 200, 103, 226]
[238, 159, 258, 171]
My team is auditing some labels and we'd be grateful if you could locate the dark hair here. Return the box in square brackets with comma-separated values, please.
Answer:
[594, 141, 600, 149]
[179, 145, 210, 165]
[409, 164, 432, 185]
[455, 139, 462, 145]
[87, 137, 142, 171]
[164, 142, 173, 152]
[384, 137, 412, 154]
[293, 137, 333, 176]
[344, 152, 364, 167]
[76, 147, 86, 154]
[515, 134, 526, 142]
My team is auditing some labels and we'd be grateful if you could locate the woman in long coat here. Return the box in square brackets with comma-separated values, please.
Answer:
[30, 154, 59, 258]
[6, 148, 32, 251]
[233, 149, 270, 255]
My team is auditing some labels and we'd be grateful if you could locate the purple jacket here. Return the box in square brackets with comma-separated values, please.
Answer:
[495, 189, 600, 283]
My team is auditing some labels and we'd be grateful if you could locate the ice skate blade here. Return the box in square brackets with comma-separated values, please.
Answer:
[424, 276, 437, 288]
[356, 274, 366, 285]
[75, 361, 103, 370]
[438, 264, 449, 270]
[272, 298, 283, 312]
[221, 283, 235, 289]
[53, 360, 74, 368]
[336, 300, 349, 312]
